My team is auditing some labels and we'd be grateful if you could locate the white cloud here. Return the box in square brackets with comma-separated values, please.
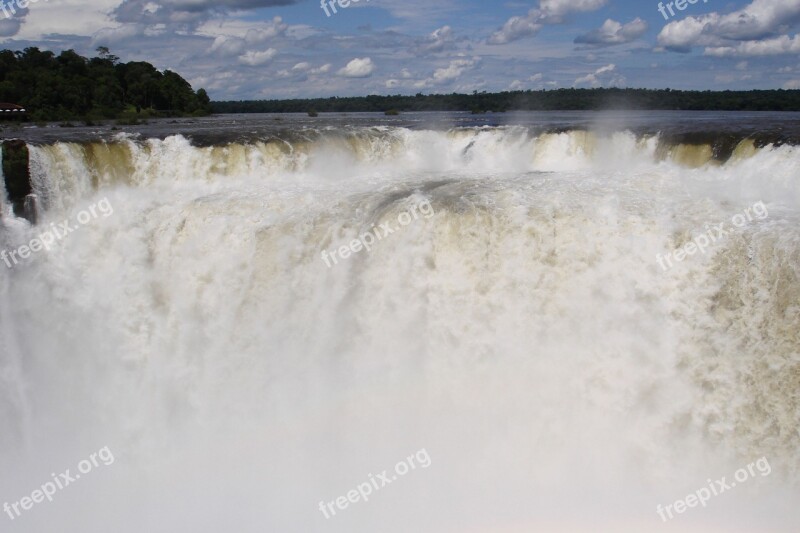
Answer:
[704, 35, 800, 57]
[708, 0, 800, 40]
[595, 64, 615, 75]
[658, 0, 800, 56]
[337, 57, 376, 78]
[573, 63, 624, 87]
[238, 48, 277, 66]
[433, 58, 476, 83]
[658, 15, 715, 52]
[488, 0, 607, 45]
[413, 25, 456, 55]
[197, 16, 287, 42]
[10, 0, 118, 40]
[91, 24, 146, 47]
[508, 74, 544, 90]
[245, 18, 288, 43]
[201, 16, 287, 60]
[369, 0, 464, 22]
[411, 57, 479, 88]
[112, 0, 299, 26]
[210, 35, 247, 57]
[575, 17, 647, 46]
[311, 63, 332, 74]
[488, 10, 544, 45]
[783, 79, 800, 89]
[539, 0, 608, 21]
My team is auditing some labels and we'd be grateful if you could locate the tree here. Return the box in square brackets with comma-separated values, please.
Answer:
[0, 47, 212, 120]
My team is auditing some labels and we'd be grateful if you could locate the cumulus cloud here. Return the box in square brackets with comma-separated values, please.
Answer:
[290, 62, 330, 74]
[784, 79, 800, 89]
[210, 35, 247, 56]
[244, 17, 288, 43]
[410, 57, 479, 88]
[432, 58, 476, 83]
[509, 73, 545, 90]
[202, 16, 286, 63]
[489, 0, 607, 44]
[199, 16, 287, 57]
[276, 61, 331, 81]
[575, 17, 647, 46]
[337, 57, 375, 78]
[657, 0, 800, 56]
[539, 0, 608, 22]
[705, 35, 800, 57]
[238, 48, 277, 66]
[706, 0, 800, 41]
[573, 63, 624, 87]
[196, 16, 287, 42]
[488, 11, 544, 45]
[91, 23, 147, 47]
[113, 0, 298, 25]
[413, 26, 456, 55]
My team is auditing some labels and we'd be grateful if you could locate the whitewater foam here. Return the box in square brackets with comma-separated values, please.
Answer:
[1, 125, 798, 532]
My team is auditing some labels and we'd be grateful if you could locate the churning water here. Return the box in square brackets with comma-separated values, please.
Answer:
[1, 112, 799, 532]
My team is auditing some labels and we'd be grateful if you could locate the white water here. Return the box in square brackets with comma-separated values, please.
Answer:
[1, 128, 799, 532]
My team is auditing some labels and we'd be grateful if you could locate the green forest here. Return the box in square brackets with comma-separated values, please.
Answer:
[213, 88, 800, 114]
[0, 47, 212, 122]
[3, 45, 798, 122]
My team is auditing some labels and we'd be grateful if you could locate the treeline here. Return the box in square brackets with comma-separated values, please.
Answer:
[213, 88, 800, 113]
[0, 47, 212, 122]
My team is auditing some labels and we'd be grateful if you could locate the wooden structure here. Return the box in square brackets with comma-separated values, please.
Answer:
[0, 103, 27, 117]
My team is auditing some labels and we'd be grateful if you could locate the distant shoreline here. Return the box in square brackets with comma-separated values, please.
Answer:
[213, 88, 800, 114]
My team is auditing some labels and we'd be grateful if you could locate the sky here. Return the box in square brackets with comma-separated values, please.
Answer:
[1, 0, 800, 100]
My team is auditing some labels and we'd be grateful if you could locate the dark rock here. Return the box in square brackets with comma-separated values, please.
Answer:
[1, 140, 33, 220]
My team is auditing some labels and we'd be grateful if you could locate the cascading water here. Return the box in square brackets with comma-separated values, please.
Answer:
[1, 123, 799, 532]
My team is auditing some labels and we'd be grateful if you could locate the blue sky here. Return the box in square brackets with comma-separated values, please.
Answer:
[1, 0, 799, 99]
